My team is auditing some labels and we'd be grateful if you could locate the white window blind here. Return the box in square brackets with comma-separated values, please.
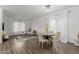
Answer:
[49, 19, 56, 32]
[14, 22, 25, 33]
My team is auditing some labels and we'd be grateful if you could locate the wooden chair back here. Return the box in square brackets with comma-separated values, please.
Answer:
[37, 33, 44, 42]
[53, 32, 61, 51]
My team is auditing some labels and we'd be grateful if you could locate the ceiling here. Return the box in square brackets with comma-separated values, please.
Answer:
[0, 5, 77, 20]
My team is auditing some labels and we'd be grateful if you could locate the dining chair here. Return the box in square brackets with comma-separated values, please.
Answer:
[38, 33, 50, 48]
[2, 31, 10, 40]
[74, 32, 79, 46]
[53, 32, 61, 52]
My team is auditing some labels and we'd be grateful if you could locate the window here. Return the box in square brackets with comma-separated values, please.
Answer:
[14, 22, 25, 33]
[49, 19, 56, 32]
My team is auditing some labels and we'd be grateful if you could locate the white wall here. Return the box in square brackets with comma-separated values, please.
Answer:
[32, 15, 57, 33]
[3, 10, 32, 35]
[32, 16, 49, 33]
[68, 7, 79, 43]
[32, 11, 68, 43]
[55, 11, 68, 43]
[0, 8, 2, 44]
[54, 7, 79, 44]
[32, 6, 79, 44]
[32, 7, 79, 44]
[2, 6, 79, 45]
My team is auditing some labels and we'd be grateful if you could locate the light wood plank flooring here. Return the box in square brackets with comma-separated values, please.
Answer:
[0, 36, 55, 54]
[0, 36, 79, 54]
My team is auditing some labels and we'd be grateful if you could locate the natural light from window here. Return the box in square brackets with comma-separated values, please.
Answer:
[49, 19, 56, 32]
[14, 22, 25, 33]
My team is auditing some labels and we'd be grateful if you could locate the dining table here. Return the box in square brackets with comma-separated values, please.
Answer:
[42, 32, 55, 47]
[42, 32, 55, 40]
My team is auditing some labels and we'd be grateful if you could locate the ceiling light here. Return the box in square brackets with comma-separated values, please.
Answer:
[44, 5, 53, 9]
[43, 5, 53, 11]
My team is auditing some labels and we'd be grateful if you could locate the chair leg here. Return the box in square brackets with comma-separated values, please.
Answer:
[39, 42, 40, 46]
[52, 42, 53, 48]
[41, 42, 43, 48]
[46, 42, 49, 48]
[49, 42, 50, 45]
[46, 42, 50, 48]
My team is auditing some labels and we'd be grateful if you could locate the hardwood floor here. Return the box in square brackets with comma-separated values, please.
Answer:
[0, 36, 79, 54]
[0, 36, 55, 54]
[59, 42, 79, 54]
